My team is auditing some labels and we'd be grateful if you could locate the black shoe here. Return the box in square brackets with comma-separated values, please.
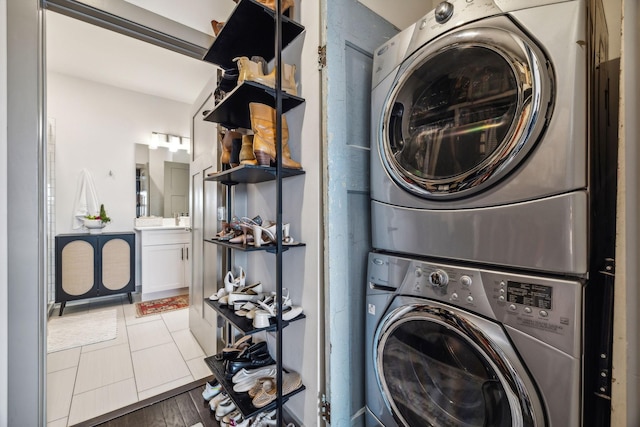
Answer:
[226, 353, 276, 379]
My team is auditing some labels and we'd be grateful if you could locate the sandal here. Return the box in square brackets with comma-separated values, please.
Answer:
[251, 371, 303, 408]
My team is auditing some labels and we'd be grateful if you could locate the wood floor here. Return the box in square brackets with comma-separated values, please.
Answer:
[97, 388, 218, 427]
[73, 378, 219, 427]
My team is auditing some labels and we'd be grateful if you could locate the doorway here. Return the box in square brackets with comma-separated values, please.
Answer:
[44, 8, 215, 424]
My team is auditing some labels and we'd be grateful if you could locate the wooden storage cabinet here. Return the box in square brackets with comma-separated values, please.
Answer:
[138, 228, 191, 298]
[55, 232, 135, 315]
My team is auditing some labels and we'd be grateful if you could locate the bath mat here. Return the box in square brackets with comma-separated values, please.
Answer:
[135, 294, 189, 317]
[47, 308, 117, 353]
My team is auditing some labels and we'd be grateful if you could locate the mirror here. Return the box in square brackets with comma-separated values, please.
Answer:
[135, 143, 189, 217]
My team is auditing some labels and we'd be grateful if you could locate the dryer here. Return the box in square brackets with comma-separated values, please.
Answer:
[370, 0, 607, 274]
[364, 252, 583, 426]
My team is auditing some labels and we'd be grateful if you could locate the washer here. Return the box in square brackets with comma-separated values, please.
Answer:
[365, 252, 582, 426]
[370, 0, 608, 274]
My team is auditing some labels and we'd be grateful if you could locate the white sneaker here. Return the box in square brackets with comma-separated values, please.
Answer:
[208, 392, 228, 411]
[202, 381, 222, 401]
[215, 397, 236, 421]
[231, 365, 277, 384]
[251, 410, 277, 426]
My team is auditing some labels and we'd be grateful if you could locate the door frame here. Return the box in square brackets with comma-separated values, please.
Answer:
[5, 1, 214, 423]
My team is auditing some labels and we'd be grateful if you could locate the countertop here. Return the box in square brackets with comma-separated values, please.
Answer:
[134, 225, 190, 231]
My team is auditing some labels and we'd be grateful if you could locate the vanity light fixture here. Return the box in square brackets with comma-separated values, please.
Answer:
[149, 132, 190, 153]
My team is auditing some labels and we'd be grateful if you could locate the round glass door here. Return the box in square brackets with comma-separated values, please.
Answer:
[380, 24, 554, 199]
[375, 305, 539, 427]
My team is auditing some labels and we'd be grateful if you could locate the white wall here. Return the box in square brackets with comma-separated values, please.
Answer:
[47, 72, 193, 235]
[358, 0, 436, 29]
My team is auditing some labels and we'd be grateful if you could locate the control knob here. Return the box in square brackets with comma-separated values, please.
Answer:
[435, 1, 454, 24]
[429, 270, 449, 288]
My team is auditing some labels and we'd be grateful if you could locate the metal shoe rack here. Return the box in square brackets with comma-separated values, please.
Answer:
[201, 0, 306, 424]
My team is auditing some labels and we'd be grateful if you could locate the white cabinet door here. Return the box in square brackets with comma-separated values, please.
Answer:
[142, 243, 186, 295]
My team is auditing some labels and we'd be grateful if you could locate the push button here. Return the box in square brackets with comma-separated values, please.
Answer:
[524, 307, 532, 314]
[540, 310, 549, 318]
[509, 304, 517, 311]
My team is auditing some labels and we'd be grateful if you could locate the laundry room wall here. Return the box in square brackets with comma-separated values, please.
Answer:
[612, 0, 640, 425]
[47, 72, 192, 234]
[357, 0, 436, 30]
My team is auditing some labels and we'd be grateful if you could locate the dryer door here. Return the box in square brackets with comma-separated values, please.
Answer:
[380, 17, 554, 200]
[374, 302, 545, 427]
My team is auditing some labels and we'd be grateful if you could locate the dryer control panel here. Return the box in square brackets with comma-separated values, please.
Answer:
[387, 255, 582, 357]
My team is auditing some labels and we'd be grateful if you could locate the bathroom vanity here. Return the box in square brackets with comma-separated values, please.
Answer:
[135, 224, 191, 300]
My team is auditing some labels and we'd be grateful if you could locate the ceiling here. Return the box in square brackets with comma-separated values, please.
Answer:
[46, 9, 220, 105]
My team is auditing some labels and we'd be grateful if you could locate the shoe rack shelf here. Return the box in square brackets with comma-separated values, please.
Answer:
[204, 237, 305, 253]
[203, 355, 306, 419]
[204, 166, 306, 251]
[201, 0, 306, 422]
[203, 81, 305, 130]
[205, 300, 305, 335]
[205, 164, 304, 185]
[202, 0, 304, 70]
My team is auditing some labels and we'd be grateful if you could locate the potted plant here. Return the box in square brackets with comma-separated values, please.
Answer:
[84, 204, 111, 234]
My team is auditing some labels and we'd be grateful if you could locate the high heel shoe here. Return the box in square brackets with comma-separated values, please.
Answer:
[234, 56, 298, 96]
[249, 103, 302, 169]
[224, 267, 246, 293]
[227, 282, 264, 305]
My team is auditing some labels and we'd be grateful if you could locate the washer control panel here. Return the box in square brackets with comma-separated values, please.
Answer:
[391, 256, 582, 356]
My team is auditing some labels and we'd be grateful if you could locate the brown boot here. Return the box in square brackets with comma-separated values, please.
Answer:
[234, 56, 297, 96]
[239, 135, 258, 166]
[249, 103, 302, 169]
[220, 130, 242, 165]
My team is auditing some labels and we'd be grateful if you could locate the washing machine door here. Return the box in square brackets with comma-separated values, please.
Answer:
[380, 16, 554, 200]
[374, 302, 545, 427]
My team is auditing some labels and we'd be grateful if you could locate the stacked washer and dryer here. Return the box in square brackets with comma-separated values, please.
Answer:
[365, 0, 617, 426]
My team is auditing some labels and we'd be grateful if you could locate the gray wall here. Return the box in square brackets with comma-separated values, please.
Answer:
[6, 0, 45, 425]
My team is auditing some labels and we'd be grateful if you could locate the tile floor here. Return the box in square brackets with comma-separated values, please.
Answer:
[46, 293, 212, 426]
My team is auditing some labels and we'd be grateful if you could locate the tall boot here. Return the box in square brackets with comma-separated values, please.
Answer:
[249, 102, 302, 169]
[239, 135, 258, 166]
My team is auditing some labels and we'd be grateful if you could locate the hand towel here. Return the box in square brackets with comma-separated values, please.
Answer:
[71, 169, 100, 229]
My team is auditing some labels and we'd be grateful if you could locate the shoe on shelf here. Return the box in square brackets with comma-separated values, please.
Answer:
[251, 372, 303, 409]
[227, 282, 264, 305]
[233, 368, 278, 393]
[211, 19, 225, 36]
[216, 334, 253, 361]
[202, 380, 222, 401]
[231, 364, 278, 384]
[221, 409, 243, 427]
[215, 396, 237, 421]
[234, 56, 298, 96]
[252, 289, 303, 327]
[209, 392, 228, 411]
[209, 287, 227, 301]
[225, 267, 246, 293]
[225, 343, 275, 378]
[249, 103, 302, 169]
[250, 410, 277, 427]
